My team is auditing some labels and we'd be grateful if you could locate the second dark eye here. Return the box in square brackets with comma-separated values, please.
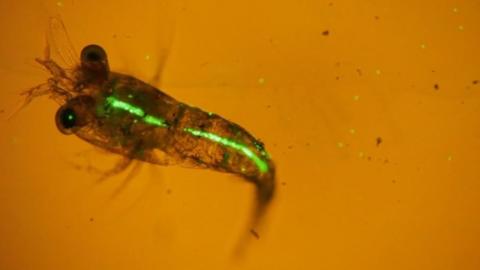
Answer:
[56, 106, 77, 134]
[81, 44, 107, 63]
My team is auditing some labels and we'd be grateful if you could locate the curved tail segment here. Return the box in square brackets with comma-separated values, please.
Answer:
[234, 163, 276, 258]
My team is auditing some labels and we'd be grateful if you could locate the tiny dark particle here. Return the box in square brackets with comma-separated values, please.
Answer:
[376, 137, 382, 146]
[0, 109, 4, 114]
[374, 16, 380, 20]
[281, 182, 287, 186]
[322, 30, 330, 36]
[250, 229, 260, 239]
[384, 159, 389, 164]
[356, 68, 363, 76]
[473, 80, 479, 85]
[305, 142, 310, 147]
[89, 218, 94, 222]
[112, 34, 117, 38]
[434, 84, 439, 90]
[392, 180, 396, 184]
[166, 189, 172, 195]
[335, 76, 340, 80]
[288, 145, 293, 150]
[367, 156, 372, 161]
[328, 2, 333, 7]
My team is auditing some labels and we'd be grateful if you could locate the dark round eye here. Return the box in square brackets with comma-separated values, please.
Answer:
[56, 106, 77, 134]
[81, 44, 107, 63]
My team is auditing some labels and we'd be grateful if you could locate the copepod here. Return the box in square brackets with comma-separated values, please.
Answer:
[21, 21, 276, 249]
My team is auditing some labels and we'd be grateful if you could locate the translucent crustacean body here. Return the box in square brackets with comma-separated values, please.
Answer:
[22, 19, 275, 251]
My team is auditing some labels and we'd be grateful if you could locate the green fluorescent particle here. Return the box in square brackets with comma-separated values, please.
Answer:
[105, 96, 168, 127]
[183, 127, 269, 173]
[144, 115, 167, 127]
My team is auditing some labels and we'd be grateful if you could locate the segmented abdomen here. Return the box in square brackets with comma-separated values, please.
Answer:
[164, 104, 274, 183]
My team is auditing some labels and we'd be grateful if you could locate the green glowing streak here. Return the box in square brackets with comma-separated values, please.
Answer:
[105, 96, 168, 127]
[144, 115, 166, 127]
[183, 127, 269, 173]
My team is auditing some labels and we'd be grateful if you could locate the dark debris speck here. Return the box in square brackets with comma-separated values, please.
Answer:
[322, 30, 330, 36]
[473, 80, 479, 85]
[89, 218, 94, 222]
[434, 84, 439, 90]
[376, 137, 383, 147]
[250, 229, 260, 239]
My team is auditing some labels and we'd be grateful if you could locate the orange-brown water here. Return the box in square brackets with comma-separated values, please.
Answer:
[0, 1, 479, 269]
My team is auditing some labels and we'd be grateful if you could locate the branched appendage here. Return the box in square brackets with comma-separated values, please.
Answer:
[11, 39, 79, 118]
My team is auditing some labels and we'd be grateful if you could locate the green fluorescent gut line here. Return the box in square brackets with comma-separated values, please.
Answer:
[183, 127, 269, 173]
[106, 96, 168, 127]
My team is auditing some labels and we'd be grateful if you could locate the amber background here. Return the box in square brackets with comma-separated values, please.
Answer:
[1, 0, 479, 269]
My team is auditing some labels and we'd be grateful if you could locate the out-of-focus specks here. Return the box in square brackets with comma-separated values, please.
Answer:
[358, 152, 365, 158]
[452, 7, 459, 13]
[447, 155, 453, 161]
[56, 1, 64, 7]
[375, 69, 381, 75]
[420, 44, 426, 49]
[258, 77, 265, 85]
[337, 142, 345, 148]
[353, 95, 360, 101]
[349, 128, 356, 135]
[144, 54, 151, 61]
[10, 136, 20, 145]
[356, 68, 362, 76]
[457, 25, 464, 31]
